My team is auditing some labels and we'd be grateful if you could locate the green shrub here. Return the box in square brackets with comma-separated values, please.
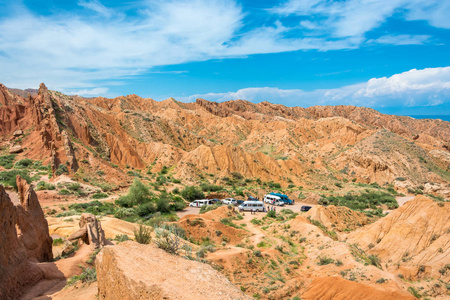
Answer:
[317, 256, 334, 265]
[220, 218, 238, 228]
[66, 182, 81, 191]
[369, 254, 381, 268]
[134, 224, 152, 244]
[14, 158, 33, 169]
[69, 201, 115, 215]
[376, 278, 387, 284]
[52, 238, 64, 246]
[114, 234, 130, 243]
[115, 207, 136, 219]
[55, 164, 69, 176]
[319, 191, 398, 210]
[56, 210, 78, 217]
[136, 202, 157, 216]
[92, 192, 108, 199]
[156, 196, 171, 213]
[58, 189, 70, 195]
[0, 154, 16, 169]
[67, 267, 96, 285]
[231, 172, 243, 180]
[0, 170, 31, 189]
[267, 210, 276, 218]
[115, 196, 133, 208]
[36, 181, 56, 191]
[200, 183, 222, 192]
[407, 287, 421, 299]
[128, 179, 151, 205]
[154, 224, 181, 254]
[181, 186, 204, 202]
[86, 248, 101, 265]
[251, 218, 263, 225]
[200, 203, 222, 214]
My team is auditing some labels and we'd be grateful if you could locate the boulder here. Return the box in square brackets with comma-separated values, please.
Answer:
[96, 241, 251, 300]
[68, 213, 106, 249]
[13, 129, 23, 137]
[9, 145, 23, 153]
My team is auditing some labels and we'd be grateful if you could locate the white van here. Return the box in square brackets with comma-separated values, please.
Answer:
[222, 198, 237, 205]
[189, 199, 213, 207]
[238, 201, 265, 212]
[264, 194, 281, 204]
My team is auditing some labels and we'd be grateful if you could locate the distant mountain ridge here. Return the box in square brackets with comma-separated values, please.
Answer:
[1, 83, 449, 197]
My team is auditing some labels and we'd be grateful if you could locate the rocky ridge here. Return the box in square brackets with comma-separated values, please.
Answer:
[0, 176, 53, 299]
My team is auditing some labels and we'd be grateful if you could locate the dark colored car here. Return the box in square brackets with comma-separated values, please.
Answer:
[247, 196, 258, 201]
[300, 205, 312, 212]
[210, 199, 221, 204]
[236, 200, 245, 205]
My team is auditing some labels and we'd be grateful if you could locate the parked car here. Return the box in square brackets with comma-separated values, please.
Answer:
[269, 192, 293, 205]
[263, 194, 281, 204]
[300, 205, 312, 212]
[222, 198, 237, 205]
[189, 199, 213, 207]
[238, 201, 265, 212]
[272, 200, 285, 206]
[210, 199, 221, 204]
[236, 200, 245, 205]
[247, 196, 258, 201]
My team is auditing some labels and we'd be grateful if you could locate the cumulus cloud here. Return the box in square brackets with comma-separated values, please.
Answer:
[0, 0, 448, 91]
[178, 67, 450, 109]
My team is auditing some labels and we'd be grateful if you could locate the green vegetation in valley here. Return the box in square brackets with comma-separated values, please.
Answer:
[318, 190, 398, 211]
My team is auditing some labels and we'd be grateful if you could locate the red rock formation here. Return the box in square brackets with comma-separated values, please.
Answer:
[0, 177, 52, 299]
[302, 277, 414, 300]
[15, 176, 53, 262]
[68, 213, 106, 249]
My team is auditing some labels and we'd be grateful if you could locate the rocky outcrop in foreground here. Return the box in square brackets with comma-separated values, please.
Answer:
[96, 241, 250, 300]
[0, 176, 53, 299]
[302, 277, 414, 300]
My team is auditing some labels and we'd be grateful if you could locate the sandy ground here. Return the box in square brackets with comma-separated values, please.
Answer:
[177, 201, 319, 219]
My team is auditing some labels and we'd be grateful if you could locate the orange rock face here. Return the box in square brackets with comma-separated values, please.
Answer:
[2, 83, 449, 193]
[346, 196, 450, 279]
[96, 241, 251, 300]
[0, 176, 53, 299]
[302, 277, 414, 300]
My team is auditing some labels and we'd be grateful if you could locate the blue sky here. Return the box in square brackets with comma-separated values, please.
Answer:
[0, 0, 449, 115]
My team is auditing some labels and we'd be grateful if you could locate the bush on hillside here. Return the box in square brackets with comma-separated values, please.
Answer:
[318, 191, 398, 210]
[0, 170, 31, 190]
[181, 186, 204, 202]
[36, 181, 56, 191]
[128, 179, 152, 205]
[134, 224, 152, 244]
[14, 158, 33, 169]
[0, 154, 16, 169]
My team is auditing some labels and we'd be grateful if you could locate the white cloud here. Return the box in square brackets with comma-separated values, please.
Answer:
[368, 34, 430, 45]
[60, 87, 109, 96]
[273, 0, 450, 38]
[0, 0, 448, 91]
[78, 0, 114, 17]
[178, 67, 450, 109]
